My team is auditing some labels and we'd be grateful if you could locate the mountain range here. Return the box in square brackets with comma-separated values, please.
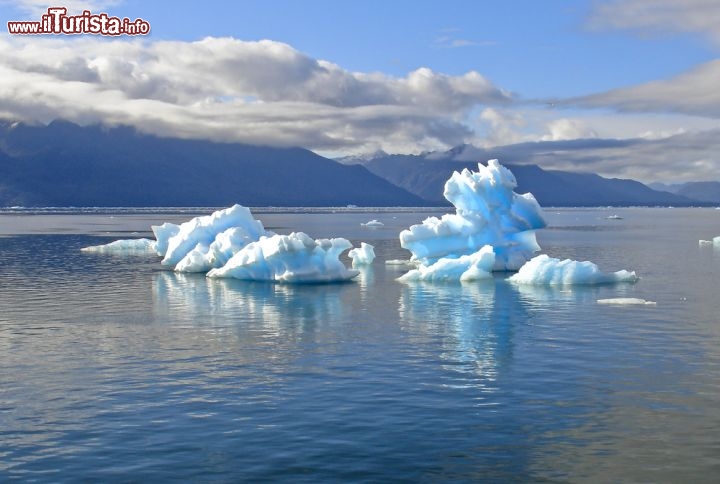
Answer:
[649, 181, 720, 204]
[0, 120, 423, 207]
[0, 120, 715, 207]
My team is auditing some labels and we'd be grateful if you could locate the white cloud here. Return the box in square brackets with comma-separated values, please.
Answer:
[588, 0, 720, 44]
[541, 118, 598, 141]
[0, 35, 510, 153]
[561, 59, 720, 118]
[478, 107, 527, 146]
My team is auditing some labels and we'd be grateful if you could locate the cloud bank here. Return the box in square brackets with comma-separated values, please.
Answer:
[0, 35, 509, 153]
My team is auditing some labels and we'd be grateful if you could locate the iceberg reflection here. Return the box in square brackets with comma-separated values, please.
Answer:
[153, 272, 352, 338]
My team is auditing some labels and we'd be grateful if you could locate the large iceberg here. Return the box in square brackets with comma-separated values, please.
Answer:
[83, 205, 361, 283]
[508, 254, 639, 285]
[398, 160, 546, 281]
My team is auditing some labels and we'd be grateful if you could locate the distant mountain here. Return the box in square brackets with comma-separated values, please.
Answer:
[0, 120, 424, 207]
[364, 148, 699, 207]
[650, 181, 720, 204]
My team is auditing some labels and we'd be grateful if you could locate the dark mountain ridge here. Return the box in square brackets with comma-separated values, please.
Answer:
[0, 120, 425, 207]
[364, 150, 700, 207]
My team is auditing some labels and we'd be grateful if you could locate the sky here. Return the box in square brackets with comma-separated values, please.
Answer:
[1, 0, 719, 182]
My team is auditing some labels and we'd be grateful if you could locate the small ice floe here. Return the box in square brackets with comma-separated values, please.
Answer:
[508, 254, 638, 285]
[605, 214, 623, 220]
[699, 239, 713, 246]
[81, 238, 156, 254]
[348, 242, 375, 267]
[597, 298, 657, 306]
[362, 219, 384, 227]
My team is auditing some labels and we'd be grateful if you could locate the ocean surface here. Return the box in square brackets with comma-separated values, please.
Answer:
[1, 207, 719, 482]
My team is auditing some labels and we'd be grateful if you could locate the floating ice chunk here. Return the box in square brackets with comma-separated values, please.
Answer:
[151, 222, 180, 256]
[207, 232, 359, 283]
[509, 254, 639, 285]
[160, 205, 265, 268]
[362, 219, 384, 227]
[606, 215, 623, 220]
[597, 298, 656, 305]
[399, 160, 546, 272]
[348, 242, 375, 267]
[81, 238, 156, 254]
[699, 239, 713, 246]
[398, 245, 495, 282]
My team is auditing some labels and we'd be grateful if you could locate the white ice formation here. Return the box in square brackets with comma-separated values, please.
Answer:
[348, 242, 376, 267]
[398, 244, 495, 282]
[83, 205, 361, 283]
[597, 298, 656, 305]
[362, 219, 384, 227]
[509, 254, 638, 285]
[81, 238, 157, 254]
[699, 236, 720, 247]
[207, 233, 358, 283]
[155, 205, 266, 270]
[398, 160, 546, 282]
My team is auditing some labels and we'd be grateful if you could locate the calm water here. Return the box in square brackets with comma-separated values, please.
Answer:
[1, 208, 719, 482]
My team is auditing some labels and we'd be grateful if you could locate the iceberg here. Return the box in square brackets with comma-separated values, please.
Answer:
[509, 254, 639, 285]
[207, 233, 359, 283]
[398, 160, 546, 282]
[362, 219, 384, 228]
[81, 238, 157, 254]
[348, 242, 376, 267]
[398, 244, 495, 282]
[83, 205, 362, 283]
[156, 204, 266, 268]
[400, 160, 545, 271]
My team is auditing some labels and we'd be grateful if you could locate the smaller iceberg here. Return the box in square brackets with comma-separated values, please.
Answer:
[509, 254, 639, 285]
[597, 298, 656, 306]
[81, 238, 157, 254]
[348, 242, 375, 267]
[700, 236, 720, 247]
[362, 219, 384, 227]
[398, 245, 495, 282]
